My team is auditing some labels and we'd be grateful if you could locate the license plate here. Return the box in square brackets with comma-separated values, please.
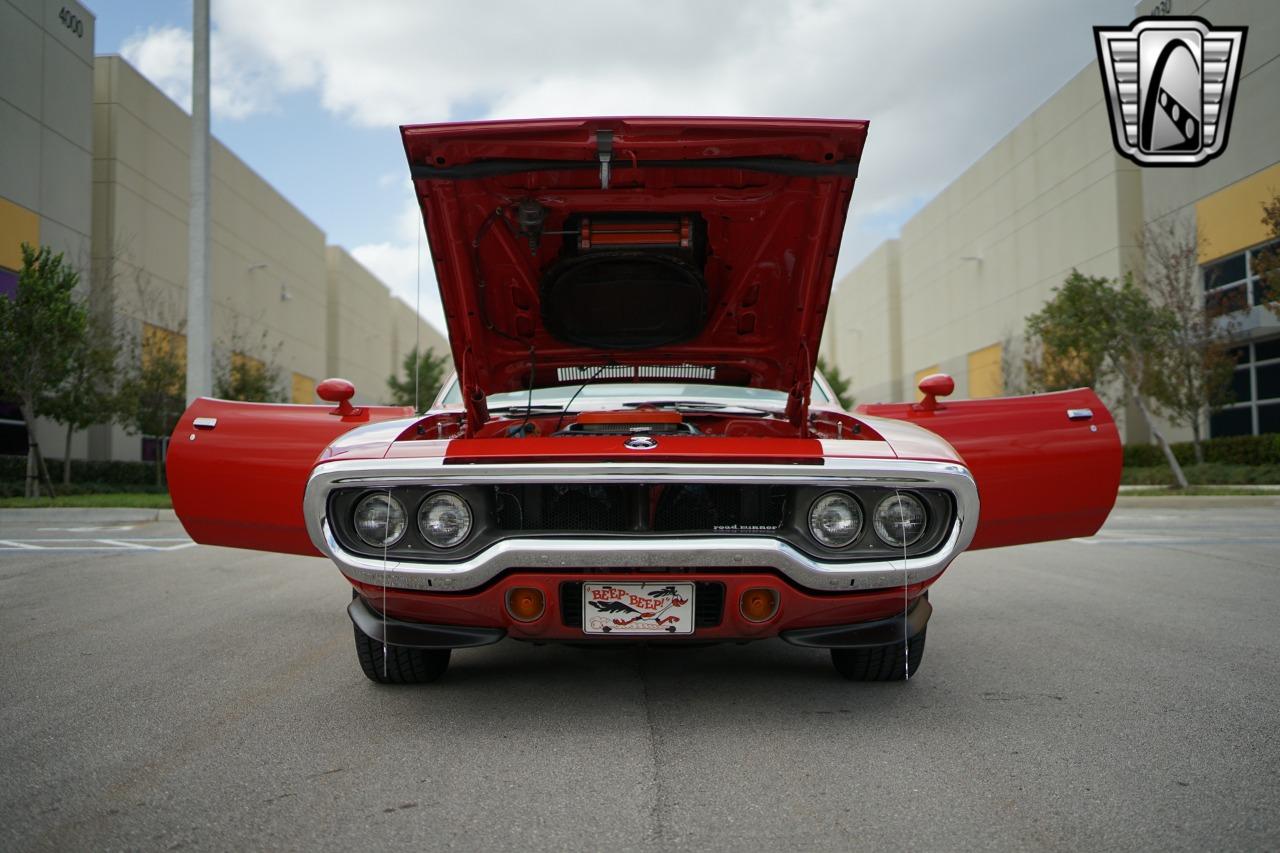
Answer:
[582, 582, 695, 635]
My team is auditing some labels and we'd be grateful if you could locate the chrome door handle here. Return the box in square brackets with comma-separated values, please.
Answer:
[1066, 408, 1093, 421]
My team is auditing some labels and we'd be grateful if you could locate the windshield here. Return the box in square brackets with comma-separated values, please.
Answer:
[439, 377, 831, 409]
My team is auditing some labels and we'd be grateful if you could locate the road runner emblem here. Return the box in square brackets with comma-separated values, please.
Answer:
[1094, 16, 1246, 167]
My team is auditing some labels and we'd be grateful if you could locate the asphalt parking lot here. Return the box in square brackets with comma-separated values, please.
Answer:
[1, 503, 1278, 852]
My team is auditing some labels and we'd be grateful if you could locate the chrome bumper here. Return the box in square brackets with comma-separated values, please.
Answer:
[303, 458, 980, 593]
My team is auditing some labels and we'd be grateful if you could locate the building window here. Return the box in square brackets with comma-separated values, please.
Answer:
[0, 273, 25, 454]
[1211, 337, 1280, 437]
[141, 436, 163, 462]
[0, 400, 26, 456]
[1202, 239, 1278, 314]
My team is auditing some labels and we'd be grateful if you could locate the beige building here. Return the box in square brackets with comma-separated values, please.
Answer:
[327, 246, 445, 406]
[89, 56, 447, 461]
[825, 0, 1279, 442]
[0, 0, 96, 456]
[2, 45, 447, 464]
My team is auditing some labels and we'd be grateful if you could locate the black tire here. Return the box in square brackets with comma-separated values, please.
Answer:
[353, 623, 451, 685]
[830, 629, 926, 682]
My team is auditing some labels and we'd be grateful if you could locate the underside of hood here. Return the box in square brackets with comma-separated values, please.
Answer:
[401, 117, 868, 428]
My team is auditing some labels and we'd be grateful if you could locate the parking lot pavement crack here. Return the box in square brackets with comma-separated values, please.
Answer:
[638, 648, 668, 851]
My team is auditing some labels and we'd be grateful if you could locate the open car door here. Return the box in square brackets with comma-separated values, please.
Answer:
[857, 387, 1121, 550]
[167, 397, 412, 556]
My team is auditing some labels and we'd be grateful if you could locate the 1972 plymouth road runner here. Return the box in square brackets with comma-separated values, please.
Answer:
[167, 117, 1121, 685]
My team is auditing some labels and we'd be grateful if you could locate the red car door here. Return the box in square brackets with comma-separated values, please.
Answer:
[857, 388, 1122, 550]
[167, 398, 413, 556]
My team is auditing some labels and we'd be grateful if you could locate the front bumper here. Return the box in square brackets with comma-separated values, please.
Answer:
[305, 458, 980, 594]
[348, 595, 506, 649]
[349, 571, 933, 645]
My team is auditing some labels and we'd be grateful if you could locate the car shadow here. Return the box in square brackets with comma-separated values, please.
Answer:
[369, 638, 924, 718]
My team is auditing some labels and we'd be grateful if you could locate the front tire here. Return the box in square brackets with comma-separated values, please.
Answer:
[353, 623, 451, 685]
[830, 629, 926, 681]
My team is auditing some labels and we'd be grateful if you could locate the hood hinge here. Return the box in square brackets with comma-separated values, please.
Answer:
[596, 129, 614, 189]
[785, 341, 814, 432]
[459, 347, 489, 436]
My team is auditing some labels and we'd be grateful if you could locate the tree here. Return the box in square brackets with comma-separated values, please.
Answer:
[1138, 218, 1238, 464]
[1253, 191, 1280, 313]
[214, 328, 285, 403]
[387, 346, 449, 409]
[118, 322, 186, 487]
[999, 330, 1032, 396]
[1025, 270, 1189, 488]
[815, 356, 854, 409]
[39, 310, 124, 484]
[0, 245, 87, 497]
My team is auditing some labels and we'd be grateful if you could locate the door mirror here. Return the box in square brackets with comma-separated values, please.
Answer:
[317, 377, 357, 416]
[916, 373, 954, 411]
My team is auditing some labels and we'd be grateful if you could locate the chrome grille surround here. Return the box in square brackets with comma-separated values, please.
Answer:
[303, 458, 979, 593]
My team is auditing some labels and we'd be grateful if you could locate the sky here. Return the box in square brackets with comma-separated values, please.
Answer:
[87, 0, 1136, 334]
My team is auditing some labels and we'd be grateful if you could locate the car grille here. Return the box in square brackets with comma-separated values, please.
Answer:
[491, 484, 788, 534]
[559, 581, 725, 628]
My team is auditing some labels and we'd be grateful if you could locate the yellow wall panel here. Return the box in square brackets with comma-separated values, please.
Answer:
[231, 352, 265, 373]
[291, 373, 316, 404]
[0, 197, 40, 271]
[142, 323, 187, 364]
[967, 343, 1004, 398]
[1196, 162, 1280, 263]
[913, 364, 940, 402]
[141, 323, 187, 394]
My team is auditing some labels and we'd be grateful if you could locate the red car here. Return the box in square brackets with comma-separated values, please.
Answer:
[167, 117, 1121, 685]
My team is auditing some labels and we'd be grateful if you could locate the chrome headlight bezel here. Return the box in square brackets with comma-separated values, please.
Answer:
[872, 492, 928, 548]
[352, 493, 408, 548]
[417, 490, 474, 549]
[807, 491, 864, 549]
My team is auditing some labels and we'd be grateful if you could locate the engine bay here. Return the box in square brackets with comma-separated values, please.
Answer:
[400, 406, 881, 442]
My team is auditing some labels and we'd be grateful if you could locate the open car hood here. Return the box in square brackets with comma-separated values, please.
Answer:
[402, 117, 867, 427]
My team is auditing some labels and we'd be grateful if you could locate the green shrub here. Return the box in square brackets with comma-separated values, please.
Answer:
[1200, 434, 1280, 465]
[1122, 444, 1165, 467]
[0, 480, 168, 498]
[1120, 463, 1280, 486]
[0, 455, 158, 487]
[1122, 434, 1280, 467]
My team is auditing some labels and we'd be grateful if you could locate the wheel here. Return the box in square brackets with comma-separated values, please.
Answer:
[830, 629, 926, 682]
[353, 623, 451, 685]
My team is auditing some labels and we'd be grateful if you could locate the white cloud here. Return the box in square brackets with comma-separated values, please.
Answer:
[351, 199, 447, 335]
[213, 0, 1130, 261]
[119, 25, 284, 120]
[121, 0, 1134, 329]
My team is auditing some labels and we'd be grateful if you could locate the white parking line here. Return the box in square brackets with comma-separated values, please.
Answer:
[0, 538, 195, 552]
[1072, 535, 1280, 546]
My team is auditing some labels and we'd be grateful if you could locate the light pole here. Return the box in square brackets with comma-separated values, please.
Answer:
[185, 0, 212, 403]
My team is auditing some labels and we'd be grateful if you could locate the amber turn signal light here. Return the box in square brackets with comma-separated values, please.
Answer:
[506, 587, 545, 622]
[740, 588, 779, 622]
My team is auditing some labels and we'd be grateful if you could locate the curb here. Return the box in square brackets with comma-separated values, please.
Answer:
[1119, 484, 1280, 493]
[0, 508, 178, 523]
[1115, 495, 1280, 509]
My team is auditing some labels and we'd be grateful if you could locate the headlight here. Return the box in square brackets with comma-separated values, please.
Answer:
[418, 491, 473, 548]
[873, 493, 927, 548]
[353, 493, 407, 548]
[808, 491, 863, 548]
